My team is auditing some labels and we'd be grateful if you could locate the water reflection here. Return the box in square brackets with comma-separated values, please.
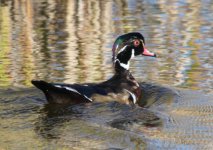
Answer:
[0, 0, 213, 149]
[1, 87, 213, 149]
[0, 0, 212, 92]
[34, 102, 161, 148]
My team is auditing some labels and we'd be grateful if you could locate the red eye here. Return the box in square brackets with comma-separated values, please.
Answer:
[133, 40, 140, 47]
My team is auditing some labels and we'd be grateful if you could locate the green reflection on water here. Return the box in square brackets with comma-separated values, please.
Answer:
[0, 6, 11, 86]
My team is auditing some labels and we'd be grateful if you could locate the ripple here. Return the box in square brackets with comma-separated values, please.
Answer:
[0, 0, 213, 149]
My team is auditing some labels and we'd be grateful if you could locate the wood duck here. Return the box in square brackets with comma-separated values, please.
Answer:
[32, 32, 156, 105]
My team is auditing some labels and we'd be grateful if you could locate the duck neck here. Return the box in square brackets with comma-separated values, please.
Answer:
[114, 60, 130, 77]
[113, 58, 141, 104]
[114, 49, 134, 76]
[113, 60, 138, 86]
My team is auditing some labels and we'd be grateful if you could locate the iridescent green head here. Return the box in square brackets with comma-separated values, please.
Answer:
[112, 32, 156, 70]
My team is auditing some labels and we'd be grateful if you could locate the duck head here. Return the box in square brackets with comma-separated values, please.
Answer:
[112, 32, 156, 71]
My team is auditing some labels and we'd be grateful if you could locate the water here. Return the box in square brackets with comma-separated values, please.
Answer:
[0, 0, 213, 149]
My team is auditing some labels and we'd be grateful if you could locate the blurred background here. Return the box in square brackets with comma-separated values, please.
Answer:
[0, 0, 213, 149]
[0, 0, 212, 92]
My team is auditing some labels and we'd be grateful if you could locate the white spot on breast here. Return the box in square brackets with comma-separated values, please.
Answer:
[124, 89, 137, 104]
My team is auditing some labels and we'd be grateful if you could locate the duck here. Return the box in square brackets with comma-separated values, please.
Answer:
[32, 32, 156, 105]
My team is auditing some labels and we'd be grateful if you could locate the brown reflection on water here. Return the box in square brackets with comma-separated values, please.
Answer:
[64, 0, 111, 83]
[138, 0, 212, 91]
[0, 0, 212, 91]
[10, 0, 35, 86]
[178, 0, 203, 89]
[30, 0, 115, 83]
[113, 0, 145, 33]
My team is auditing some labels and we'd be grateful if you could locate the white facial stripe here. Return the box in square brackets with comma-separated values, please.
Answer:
[54, 85, 93, 102]
[125, 89, 137, 104]
[117, 45, 127, 54]
[116, 44, 119, 51]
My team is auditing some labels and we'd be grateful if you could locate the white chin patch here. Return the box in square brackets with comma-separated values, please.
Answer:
[115, 59, 129, 70]
[115, 49, 135, 70]
[120, 62, 130, 70]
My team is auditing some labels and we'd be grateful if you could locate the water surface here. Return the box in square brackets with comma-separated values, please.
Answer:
[0, 0, 213, 149]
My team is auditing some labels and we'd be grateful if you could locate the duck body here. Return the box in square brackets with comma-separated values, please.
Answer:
[32, 32, 156, 106]
[32, 70, 141, 105]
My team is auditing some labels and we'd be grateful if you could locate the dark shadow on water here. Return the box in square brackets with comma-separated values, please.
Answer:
[34, 103, 80, 139]
[34, 100, 163, 141]
[109, 107, 162, 130]
[139, 82, 180, 108]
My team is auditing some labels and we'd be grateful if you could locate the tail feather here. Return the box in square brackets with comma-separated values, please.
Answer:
[31, 80, 90, 105]
[31, 80, 52, 91]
